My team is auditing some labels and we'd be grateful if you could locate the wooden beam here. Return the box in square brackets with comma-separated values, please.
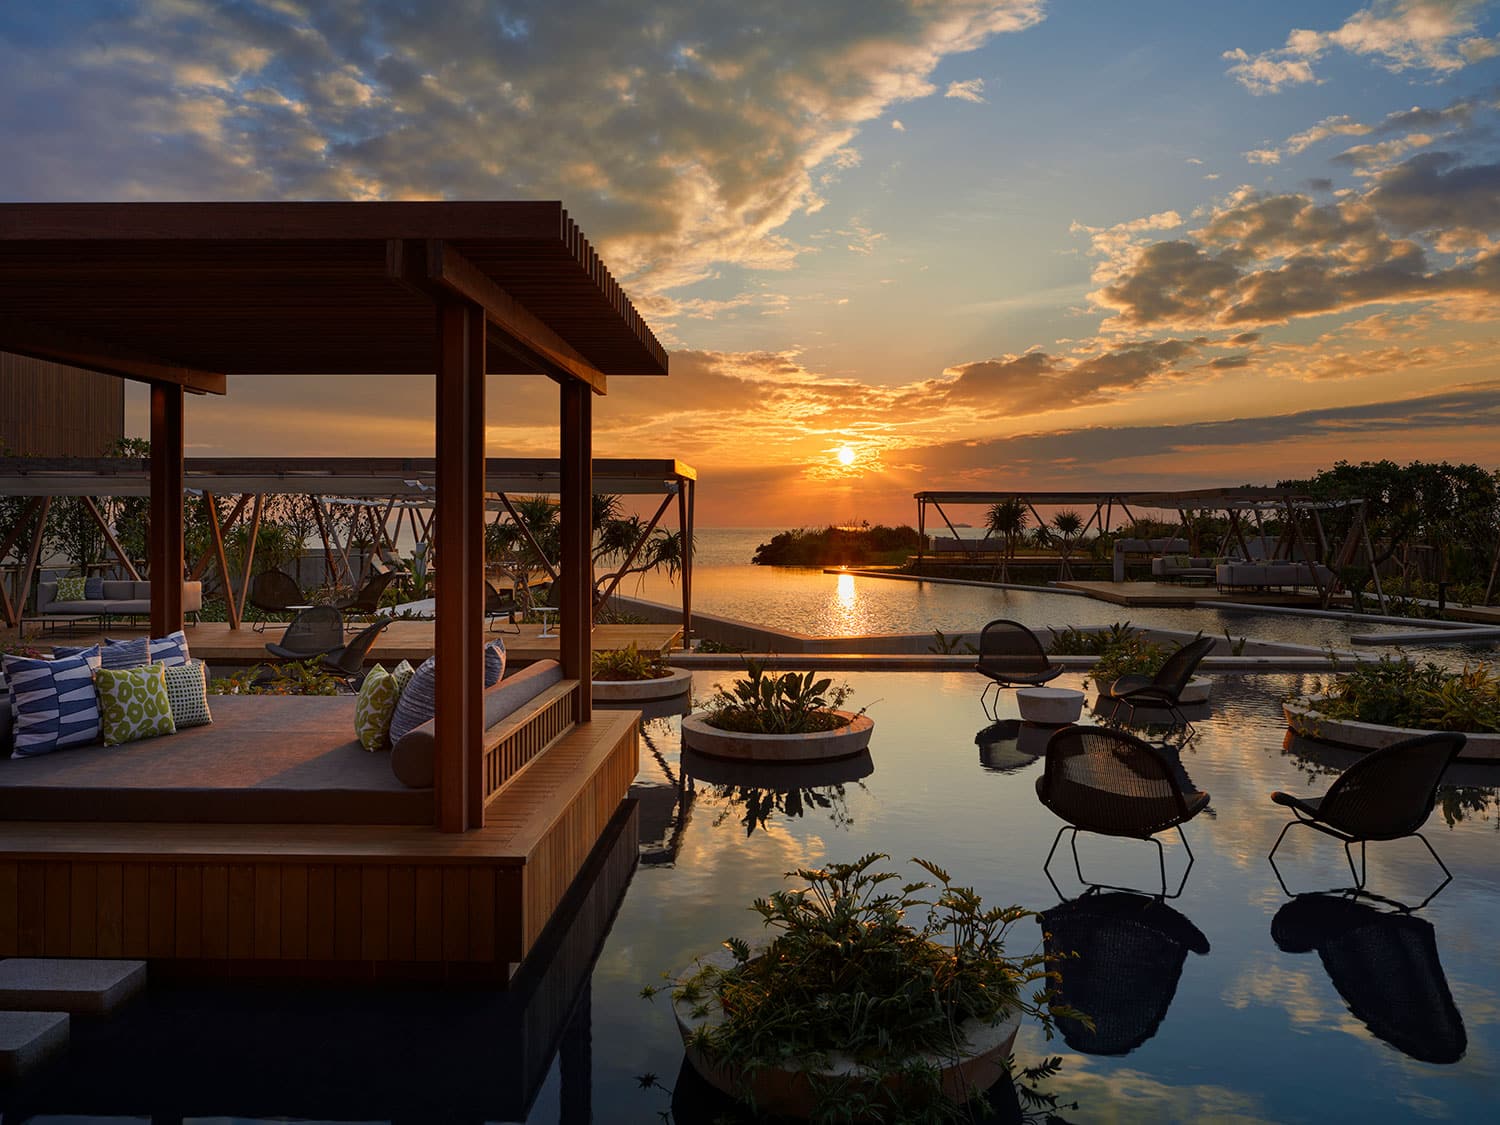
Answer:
[12, 497, 51, 630]
[560, 379, 593, 722]
[81, 497, 143, 582]
[389, 239, 609, 395]
[595, 492, 673, 608]
[187, 493, 249, 582]
[434, 300, 487, 833]
[682, 478, 694, 648]
[0, 497, 43, 627]
[0, 316, 226, 395]
[493, 492, 560, 583]
[202, 493, 240, 629]
[148, 384, 185, 635]
[235, 495, 263, 624]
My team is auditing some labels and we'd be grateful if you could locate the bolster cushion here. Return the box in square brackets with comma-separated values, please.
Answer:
[390, 660, 564, 789]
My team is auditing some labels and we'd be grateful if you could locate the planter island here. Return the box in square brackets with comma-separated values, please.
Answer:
[680, 711, 874, 763]
[1284, 696, 1500, 763]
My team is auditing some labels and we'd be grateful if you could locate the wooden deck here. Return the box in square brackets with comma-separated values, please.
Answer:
[13, 620, 682, 666]
[0, 710, 640, 979]
[1054, 580, 1326, 608]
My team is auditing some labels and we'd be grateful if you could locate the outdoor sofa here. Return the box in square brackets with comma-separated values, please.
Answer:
[1150, 556, 1218, 583]
[1215, 561, 1335, 592]
[0, 658, 564, 824]
[34, 579, 203, 629]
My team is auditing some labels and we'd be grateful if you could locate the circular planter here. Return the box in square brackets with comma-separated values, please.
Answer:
[1016, 687, 1085, 725]
[1179, 676, 1212, 705]
[1284, 696, 1500, 762]
[681, 711, 873, 763]
[591, 666, 692, 702]
[680, 747, 874, 788]
[673, 948, 1021, 1117]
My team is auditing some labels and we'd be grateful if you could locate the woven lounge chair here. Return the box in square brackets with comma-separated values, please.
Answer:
[321, 617, 392, 685]
[1036, 725, 1210, 898]
[486, 579, 521, 633]
[246, 569, 306, 633]
[1272, 891, 1466, 1063]
[264, 606, 345, 661]
[974, 619, 1063, 719]
[1099, 635, 1216, 737]
[1268, 731, 1465, 899]
[1039, 890, 1210, 1055]
[331, 572, 396, 622]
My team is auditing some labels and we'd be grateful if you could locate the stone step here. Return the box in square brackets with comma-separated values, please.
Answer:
[0, 959, 147, 1015]
[0, 1010, 69, 1078]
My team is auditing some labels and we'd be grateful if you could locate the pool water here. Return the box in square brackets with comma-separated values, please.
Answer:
[7, 670, 1496, 1123]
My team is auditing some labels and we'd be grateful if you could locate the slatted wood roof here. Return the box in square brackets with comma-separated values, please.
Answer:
[0, 456, 695, 497]
[0, 202, 668, 389]
[916, 487, 1313, 509]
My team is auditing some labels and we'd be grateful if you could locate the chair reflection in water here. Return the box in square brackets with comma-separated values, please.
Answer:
[1039, 890, 1209, 1055]
[1272, 891, 1466, 1063]
[1036, 725, 1209, 899]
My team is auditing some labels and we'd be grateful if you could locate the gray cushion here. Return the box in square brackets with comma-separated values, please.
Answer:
[390, 660, 563, 789]
[42, 601, 100, 615]
[102, 580, 134, 600]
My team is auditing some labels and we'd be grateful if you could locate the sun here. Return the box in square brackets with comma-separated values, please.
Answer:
[836, 445, 856, 466]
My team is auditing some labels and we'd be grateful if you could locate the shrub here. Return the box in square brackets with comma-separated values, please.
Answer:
[703, 661, 854, 734]
[1308, 656, 1500, 733]
[209, 659, 345, 696]
[592, 643, 669, 681]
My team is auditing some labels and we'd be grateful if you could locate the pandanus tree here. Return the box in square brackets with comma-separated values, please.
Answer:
[1051, 509, 1084, 580]
[985, 498, 1029, 583]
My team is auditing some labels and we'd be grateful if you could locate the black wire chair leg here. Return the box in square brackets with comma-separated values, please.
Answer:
[1042, 825, 1075, 899]
[1413, 831, 1452, 882]
[1343, 839, 1367, 889]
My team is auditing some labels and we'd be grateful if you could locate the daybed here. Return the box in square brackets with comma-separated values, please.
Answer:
[0, 659, 565, 824]
[1150, 556, 1218, 584]
[1215, 561, 1335, 593]
[34, 579, 203, 628]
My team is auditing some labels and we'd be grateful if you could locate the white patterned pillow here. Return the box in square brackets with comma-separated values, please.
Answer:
[4, 648, 102, 756]
[392, 659, 415, 694]
[163, 660, 212, 729]
[355, 664, 400, 752]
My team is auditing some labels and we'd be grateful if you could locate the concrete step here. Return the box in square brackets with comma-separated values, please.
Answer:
[0, 1010, 69, 1078]
[0, 958, 146, 1015]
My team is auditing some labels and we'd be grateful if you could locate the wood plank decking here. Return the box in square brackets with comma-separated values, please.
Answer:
[1054, 580, 1325, 608]
[11, 620, 681, 666]
[0, 710, 640, 979]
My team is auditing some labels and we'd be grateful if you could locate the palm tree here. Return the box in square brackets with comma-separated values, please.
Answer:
[1051, 509, 1084, 580]
[985, 499, 1029, 583]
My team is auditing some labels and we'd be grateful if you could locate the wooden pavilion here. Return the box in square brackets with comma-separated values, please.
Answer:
[0, 201, 669, 978]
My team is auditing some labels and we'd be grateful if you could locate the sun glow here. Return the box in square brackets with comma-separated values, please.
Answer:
[836, 445, 856, 466]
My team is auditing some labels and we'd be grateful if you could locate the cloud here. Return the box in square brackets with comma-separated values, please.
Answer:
[944, 77, 986, 103]
[0, 0, 1046, 299]
[891, 118, 906, 131]
[1245, 114, 1373, 164]
[1224, 0, 1499, 94]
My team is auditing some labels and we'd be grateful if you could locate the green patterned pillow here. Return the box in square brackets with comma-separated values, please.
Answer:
[355, 663, 401, 752]
[56, 575, 88, 602]
[163, 660, 212, 729]
[97, 663, 176, 747]
[392, 659, 415, 694]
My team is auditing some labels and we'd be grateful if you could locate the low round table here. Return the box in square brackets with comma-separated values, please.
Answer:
[1016, 687, 1085, 726]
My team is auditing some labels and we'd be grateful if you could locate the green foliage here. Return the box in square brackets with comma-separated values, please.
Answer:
[1047, 621, 1138, 656]
[703, 660, 855, 734]
[694, 637, 745, 654]
[927, 629, 976, 654]
[592, 643, 670, 681]
[0, 640, 46, 658]
[752, 524, 925, 567]
[209, 660, 345, 696]
[1047, 623, 1216, 690]
[644, 853, 1077, 1124]
[1309, 656, 1500, 733]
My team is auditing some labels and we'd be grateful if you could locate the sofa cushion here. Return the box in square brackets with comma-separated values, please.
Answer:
[148, 630, 191, 667]
[355, 664, 401, 752]
[44, 601, 100, 616]
[102, 580, 134, 600]
[98, 664, 177, 747]
[101, 637, 153, 669]
[84, 576, 105, 600]
[4, 648, 102, 756]
[164, 660, 212, 730]
[388, 656, 436, 746]
[56, 576, 88, 602]
[390, 660, 564, 789]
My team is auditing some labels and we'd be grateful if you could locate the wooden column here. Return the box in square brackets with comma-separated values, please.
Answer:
[560, 379, 592, 722]
[679, 478, 694, 648]
[148, 383, 184, 636]
[434, 300, 487, 833]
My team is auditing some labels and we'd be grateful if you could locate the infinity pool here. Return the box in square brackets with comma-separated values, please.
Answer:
[7, 670, 1496, 1123]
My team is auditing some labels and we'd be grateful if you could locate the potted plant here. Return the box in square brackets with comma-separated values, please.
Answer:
[591, 642, 691, 702]
[681, 660, 873, 762]
[648, 853, 1074, 1121]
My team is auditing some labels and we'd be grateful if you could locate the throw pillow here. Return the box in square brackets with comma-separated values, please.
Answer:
[484, 638, 506, 687]
[55, 575, 88, 602]
[100, 636, 152, 670]
[3, 648, 102, 756]
[392, 659, 415, 694]
[388, 656, 436, 746]
[354, 664, 401, 752]
[163, 660, 212, 729]
[84, 576, 105, 599]
[147, 630, 191, 667]
[96, 663, 176, 747]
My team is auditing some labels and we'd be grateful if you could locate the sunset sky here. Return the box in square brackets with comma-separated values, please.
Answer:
[3, 1, 1499, 525]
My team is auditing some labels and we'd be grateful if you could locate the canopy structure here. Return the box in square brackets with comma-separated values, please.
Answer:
[0, 201, 671, 833]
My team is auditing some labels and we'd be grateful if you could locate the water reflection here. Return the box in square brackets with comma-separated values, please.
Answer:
[681, 749, 874, 837]
[1039, 889, 1210, 1056]
[975, 718, 1053, 772]
[1272, 891, 1467, 1064]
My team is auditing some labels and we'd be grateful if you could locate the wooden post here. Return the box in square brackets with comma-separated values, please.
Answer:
[916, 498, 925, 577]
[187, 492, 249, 581]
[435, 300, 487, 833]
[234, 494, 263, 624]
[560, 379, 593, 722]
[81, 497, 143, 581]
[677, 479, 694, 647]
[13, 497, 51, 629]
[148, 383, 185, 636]
[202, 492, 240, 629]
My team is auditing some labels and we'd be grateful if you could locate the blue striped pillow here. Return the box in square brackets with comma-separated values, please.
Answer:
[58, 637, 151, 670]
[148, 630, 191, 667]
[90, 631, 191, 668]
[3, 648, 102, 756]
[485, 638, 506, 687]
[388, 656, 436, 746]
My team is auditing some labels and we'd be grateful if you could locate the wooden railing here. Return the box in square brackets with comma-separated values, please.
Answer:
[480, 679, 578, 810]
